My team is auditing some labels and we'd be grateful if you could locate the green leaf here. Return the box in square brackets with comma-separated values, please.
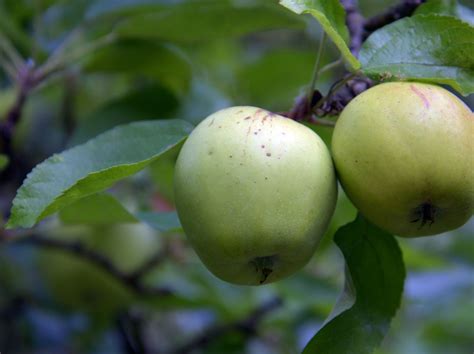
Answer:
[279, 0, 360, 71]
[414, 0, 474, 24]
[83, 39, 191, 94]
[236, 49, 319, 111]
[148, 145, 180, 204]
[414, 0, 458, 17]
[36, 1, 91, 47]
[69, 83, 180, 146]
[85, 0, 168, 20]
[117, 1, 304, 42]
[59, 193, 138, 225]
[0, 154, 9, 172]
[175, 80, 231, 126]
[303, 215, 405, 354]
[136, 211, 182, 233]
[0, 9, 34, 55]
[76, 86, 178, 143]
[7, 119, 193, 229]
[359, 15, 474, 95]
[58, 190, 182, 232]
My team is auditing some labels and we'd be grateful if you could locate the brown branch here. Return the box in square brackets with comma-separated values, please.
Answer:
[310, 0, 426, 117]
[0, 60, 36, 158]
[172, 297, 283, 354]
[0, 60, 47, 192]
[340, 0, 365, 56]
[117, 311, 147, 354]
[17, 233, 174, 297]
[0, 295, 29, 352]
[342, 0, 427, 55]
[284, 90, 323, 121]
[0, 32, 117, 182]
[0, 60, 42, 217]
[0, 89, 27, 157]
[363, 0, 426, 37]
[127, 245, 168, 282]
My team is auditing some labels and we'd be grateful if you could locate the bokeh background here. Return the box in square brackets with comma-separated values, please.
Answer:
[0, 0, 473, 353]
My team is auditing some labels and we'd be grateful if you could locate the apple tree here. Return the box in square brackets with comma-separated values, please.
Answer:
[0, 0, 473, 353]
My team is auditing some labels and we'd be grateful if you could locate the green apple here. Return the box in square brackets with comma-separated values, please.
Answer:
[332, 82, 473, 237]
[174, 106, 337, 285]
[38, 222, 160, 318]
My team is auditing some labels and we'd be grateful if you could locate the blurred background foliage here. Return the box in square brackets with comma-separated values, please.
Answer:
[0, 0, 473, 353]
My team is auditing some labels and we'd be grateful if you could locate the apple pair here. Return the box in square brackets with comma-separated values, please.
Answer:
[174, 82, 473, 285]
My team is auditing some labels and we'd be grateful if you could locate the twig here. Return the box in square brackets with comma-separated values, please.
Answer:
[48, 28, 84, 64]
[172, 297, 283, 354]
[0, 90, 28, 156]
[36, 32, 117, 83]
[117, 311, 147, 354]
[283, 57, 343, 123]
[341, 0, 426, 55]
[0, 60, 37, 158]
[0, 32, 24, 70]
[42, 17, 120, 74]
[17, 234, 174, 297]
[127, 246, 168, 282]
[0, 54, 17, 81]
[0, 31, 117, 177]
[363, 0, 426, 37]
[309, 0, 426, 116]
[313, 73, 358, 112]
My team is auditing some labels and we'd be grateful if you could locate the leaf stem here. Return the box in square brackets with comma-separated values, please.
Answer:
[318, 57, 343, 76]
[306, 32, 327, 111]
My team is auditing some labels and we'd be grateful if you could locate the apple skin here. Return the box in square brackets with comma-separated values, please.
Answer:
[174, 106, 337, 285]
[38, 223, 160, 318]
[332, 82, 473, 237]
